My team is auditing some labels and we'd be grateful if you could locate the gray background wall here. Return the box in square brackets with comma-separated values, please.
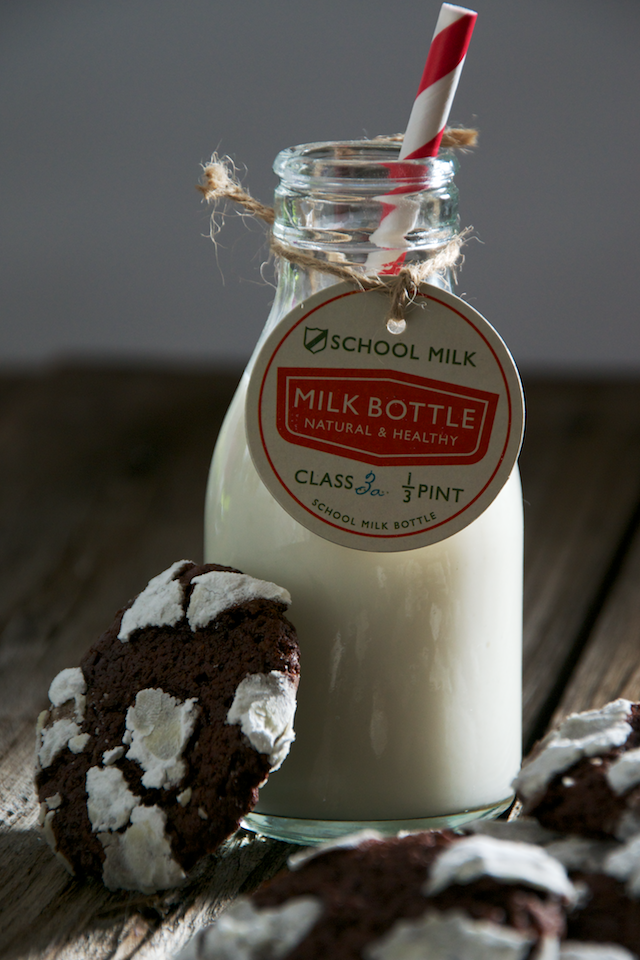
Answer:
[1, 0, 639, 372]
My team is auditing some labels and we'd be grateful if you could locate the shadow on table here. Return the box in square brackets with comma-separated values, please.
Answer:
[0, 827, 296, 959]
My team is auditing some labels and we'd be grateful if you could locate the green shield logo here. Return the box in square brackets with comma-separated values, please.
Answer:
[304, 328, 328, 353]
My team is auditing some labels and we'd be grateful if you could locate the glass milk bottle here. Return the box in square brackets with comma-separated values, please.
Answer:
[204, 140, 523, 844]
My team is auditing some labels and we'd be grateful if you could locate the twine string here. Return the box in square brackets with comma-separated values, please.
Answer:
[198, 130, 476, 329]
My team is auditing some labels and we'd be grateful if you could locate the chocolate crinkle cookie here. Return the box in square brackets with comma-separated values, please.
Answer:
[463, 819, 640, 959]
[514, 700, 640, 841]
[542, 835, 640, 959]
[175, 830, 574, 960]
[35, 560, 300, 894]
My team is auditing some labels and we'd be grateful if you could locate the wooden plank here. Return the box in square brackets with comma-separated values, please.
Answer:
[1, 721, 295, 959]
[2, 368, 640, 957]
[0, 366, 298, 959]
[11, 367, 620, 746]
[550, 506, 640, 723]
[0, 725, 296, 959]
[0, 365, 258, 960]
[519, 378, 640, 746]
[0, 366, 239, 734]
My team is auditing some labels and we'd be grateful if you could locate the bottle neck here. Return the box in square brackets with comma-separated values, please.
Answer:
[248, 140, 460, 371]
[273, 138, 458, 262]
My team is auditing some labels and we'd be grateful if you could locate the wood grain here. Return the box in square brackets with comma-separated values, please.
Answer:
[2, 367, 640, 958]
[0, 366, 244, 960]
[520, 378, 640, 745]
[0, 366, 239, 731]
[551, 507, 640, 722]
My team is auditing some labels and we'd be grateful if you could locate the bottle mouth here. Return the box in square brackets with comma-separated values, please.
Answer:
[273, 139, 458, 193]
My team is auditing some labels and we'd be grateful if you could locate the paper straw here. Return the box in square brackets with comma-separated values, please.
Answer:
[366, 3, 477, 287]
[400, 4, 477, 160]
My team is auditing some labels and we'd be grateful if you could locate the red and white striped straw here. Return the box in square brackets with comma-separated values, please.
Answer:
[366, 3, 477, 283]
[399, 3, 477, 160]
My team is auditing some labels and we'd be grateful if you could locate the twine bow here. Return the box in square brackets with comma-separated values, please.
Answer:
[198, 131, 476, 330]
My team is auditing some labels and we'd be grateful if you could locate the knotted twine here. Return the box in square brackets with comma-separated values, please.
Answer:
[197, 129, 477, 331]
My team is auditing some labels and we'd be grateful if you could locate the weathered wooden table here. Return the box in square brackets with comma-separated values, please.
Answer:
[2, 367, 640, 959]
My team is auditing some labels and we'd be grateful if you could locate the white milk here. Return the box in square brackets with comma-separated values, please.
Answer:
[205, 373, 523, 823]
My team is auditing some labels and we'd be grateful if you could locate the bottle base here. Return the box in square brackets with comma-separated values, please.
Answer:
[241, 795, 515, 846]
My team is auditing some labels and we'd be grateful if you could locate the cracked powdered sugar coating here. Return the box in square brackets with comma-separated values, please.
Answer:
[48, 667, 86, 721]
[606, 746, 640, 796]
[68, 732, 91, 753]
[40, 809, 58, 852]
[102, 745, 125, 765]
[174, 896, 323, 960]
[226, 671, 297, 771]
[118, 560, 191, 641]
[363, 909, 536, 960]
[186, 571, 291, 630]
[38, 804, 75, 874]
[545, 837, 618, 875]
[424, 835, 575, 901]
[514, 699, 634, 802]
[615, 807, 640, 841]
[38, 718, 82, 769]
[86, 766, 140, 832]
[124, 688, 199, 789]
[603, 833, 640, 896]
[99, 804, 185, 893]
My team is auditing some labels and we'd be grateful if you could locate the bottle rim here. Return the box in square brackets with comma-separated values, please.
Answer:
[273, 139, 458, 192]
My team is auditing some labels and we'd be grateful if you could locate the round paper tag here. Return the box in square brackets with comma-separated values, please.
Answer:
[246, 281, 524, 552]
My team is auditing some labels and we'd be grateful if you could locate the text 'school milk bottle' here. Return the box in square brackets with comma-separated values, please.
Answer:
[205, 140, 523, 844]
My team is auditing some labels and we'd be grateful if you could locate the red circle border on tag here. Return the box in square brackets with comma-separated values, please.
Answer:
[256, 287, 516, 543]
